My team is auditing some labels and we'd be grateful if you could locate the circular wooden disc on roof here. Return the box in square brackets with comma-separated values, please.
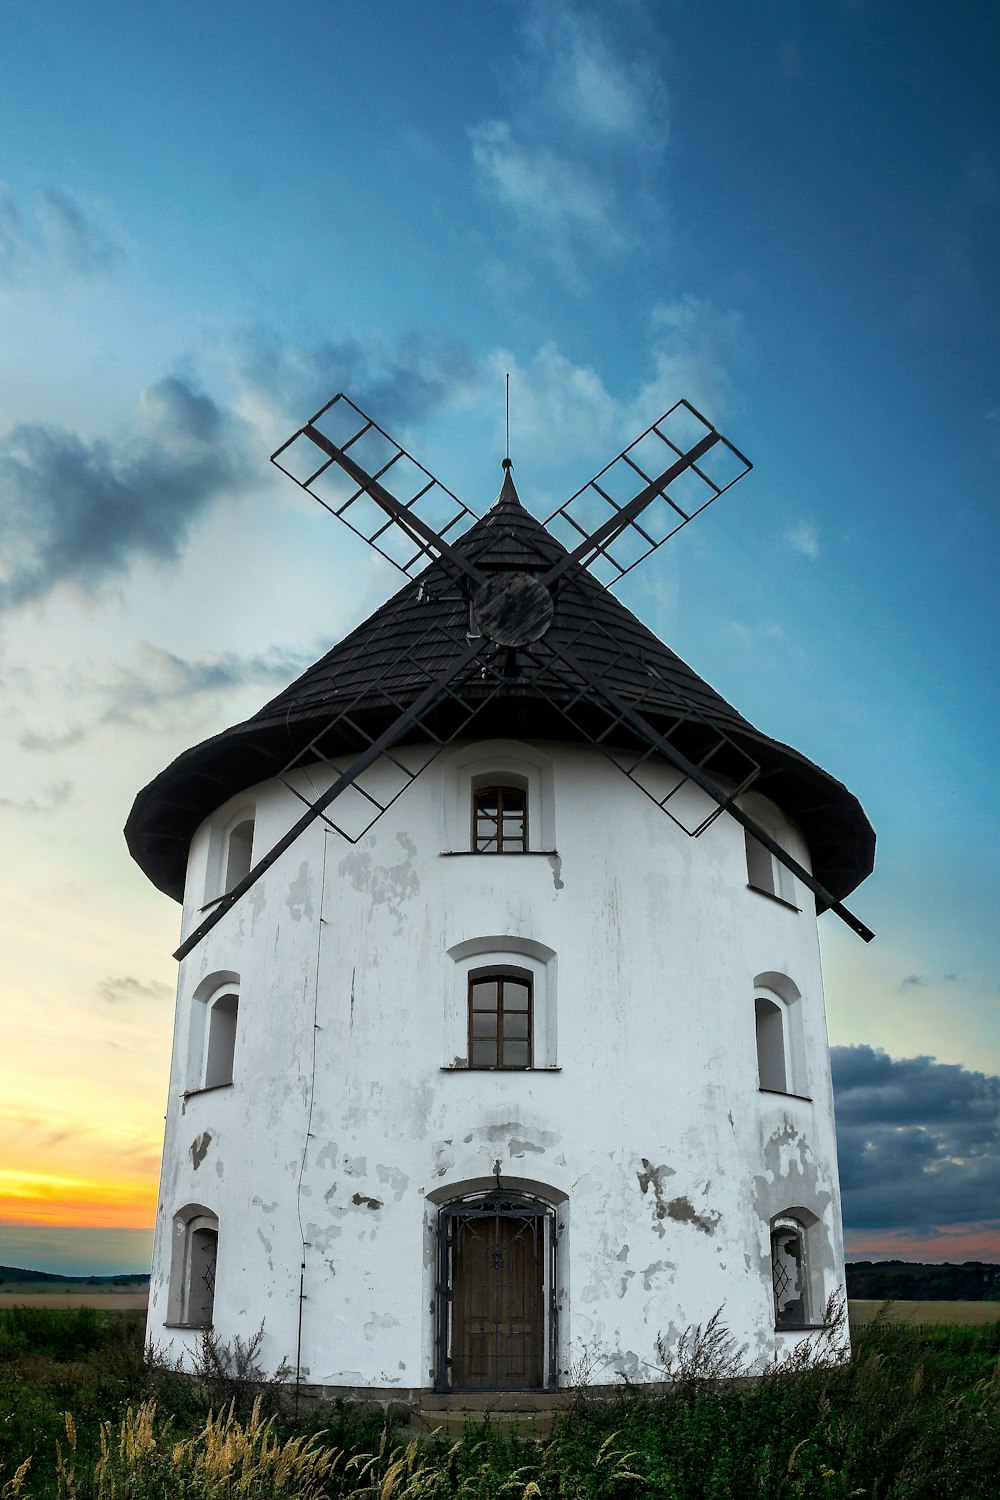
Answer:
[473, 571, 555, 646]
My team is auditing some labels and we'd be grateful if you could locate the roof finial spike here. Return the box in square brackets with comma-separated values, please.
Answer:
[505, 371, 510, 465]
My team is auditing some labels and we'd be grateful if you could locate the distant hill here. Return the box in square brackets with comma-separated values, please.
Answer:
[0, 1265, 150, 1287]
[846, 1260, 1000, 1301]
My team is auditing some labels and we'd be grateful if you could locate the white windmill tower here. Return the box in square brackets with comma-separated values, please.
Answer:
[127, 395, 874, 1404]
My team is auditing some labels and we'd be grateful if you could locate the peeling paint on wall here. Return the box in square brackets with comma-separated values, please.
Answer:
[351, 1193, 383, 1211]
[190, 1132, 211, 1169]
[287, 863, 314, 921]
[665, 1196, 720, 1236]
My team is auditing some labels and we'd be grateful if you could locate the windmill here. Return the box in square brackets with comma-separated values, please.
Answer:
[174, 392, 872, 961]
[132, 390, 874, 1402]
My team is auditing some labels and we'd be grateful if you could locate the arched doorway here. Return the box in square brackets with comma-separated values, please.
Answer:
[436, 1189, 557, 1392]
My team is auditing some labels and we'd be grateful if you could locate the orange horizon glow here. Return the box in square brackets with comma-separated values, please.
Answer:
[0, 1169, 156, 1230]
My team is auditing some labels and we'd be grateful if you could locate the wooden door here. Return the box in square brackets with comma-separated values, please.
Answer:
[451, 1212, 544, 1389]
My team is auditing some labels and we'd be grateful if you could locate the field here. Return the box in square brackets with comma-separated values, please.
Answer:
[0, 1286, 148, 1311]
[1, 1304, 998, 1497]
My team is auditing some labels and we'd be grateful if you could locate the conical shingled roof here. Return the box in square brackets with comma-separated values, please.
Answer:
[126, 475, 875, 905]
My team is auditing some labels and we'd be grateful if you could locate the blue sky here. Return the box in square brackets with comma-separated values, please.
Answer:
[1, 0, 997, 1274]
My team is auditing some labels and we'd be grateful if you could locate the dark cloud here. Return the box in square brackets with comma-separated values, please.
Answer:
[96, 976, 172, 1005]
[900, 974, 930, 988]
[19, 641, 315, 749]
[0, 779, 73, 814]
[0, 377, 249, 609]
[832, 1045, 1000, 1235]
[237, 328, 476, 429]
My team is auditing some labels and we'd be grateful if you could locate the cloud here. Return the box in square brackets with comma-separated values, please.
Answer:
[19, 640, 316, 749]
[900, 973, 930, 989]
[0, 376, 250, 610]
[630, 297, 747, 425]
[470, 122, 623, 291]
[0, 185, 27, 281]
[469, 3, 668, 292]
[236, 328, 476, 433]
[787, 520, 820, 559]
[0, 779, 73, 814]
[96, 976, 172, 1005]
[37, 189, 122, 276]
[0, 184, 122, 284]
[831, 1045, 1000, 1235]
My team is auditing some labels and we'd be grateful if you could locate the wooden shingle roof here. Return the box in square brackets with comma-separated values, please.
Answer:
[125, 478, 875, 904]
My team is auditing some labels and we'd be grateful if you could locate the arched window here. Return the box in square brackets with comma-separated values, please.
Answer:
[771, 1215, 809, 1328]
[186, 973, 240, 1093]
[442, 742, 555, 853]
[204, 990, 239, 1088]
[223, 816, 254, 893]
[167, 1205, 219, 1327]
[446, 938, 557, 1069]
[753, 973, 807, 1098]
[472, 784, 527, 852]
[755, 996, 787, 1092]
[469, 969, 532, 1068]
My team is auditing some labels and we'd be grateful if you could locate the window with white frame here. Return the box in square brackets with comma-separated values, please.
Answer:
[446, 938, 557, 1069]
[168, 1205, 219, 1327]
[442, 742, 555, 853]
[753, 973, 807, 1098]
[187, 973, 240, 1093]
[202, 802, 256, 907]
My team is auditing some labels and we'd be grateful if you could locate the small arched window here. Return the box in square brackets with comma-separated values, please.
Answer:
[204, 991, 239, 1088]
[472, 785, 527, 852]
[224, 816, 254, 892]
[168, 1206, 219, 1328]
[755, 996, 787, 1093]
[186, 973, 240, 1093]
[771, 1215, 809, 1328]
[469, 969, 533, 1068]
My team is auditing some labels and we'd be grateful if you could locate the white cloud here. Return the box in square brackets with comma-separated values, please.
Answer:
[470, 121, 622, 292]
[468, 3, 669, 292]
[787, 520, 820, 559]
[630, 297, 747, 425]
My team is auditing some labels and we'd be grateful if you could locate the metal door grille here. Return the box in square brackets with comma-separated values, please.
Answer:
[436, 1193, 556, 1392]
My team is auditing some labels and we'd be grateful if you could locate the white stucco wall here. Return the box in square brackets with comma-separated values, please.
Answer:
[146, 737, 846, 1391]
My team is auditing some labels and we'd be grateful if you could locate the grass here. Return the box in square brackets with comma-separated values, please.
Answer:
[0, 1304, 998, 1497]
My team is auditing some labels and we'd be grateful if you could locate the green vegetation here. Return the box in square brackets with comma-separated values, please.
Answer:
[0, 1304, 998, 1497]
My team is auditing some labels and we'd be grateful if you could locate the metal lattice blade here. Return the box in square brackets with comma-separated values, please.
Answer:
[543, 400, 752, 589]
[519, 620, 874, 942]
[174, 627, 514, 961]
[271, 393, 482, 583]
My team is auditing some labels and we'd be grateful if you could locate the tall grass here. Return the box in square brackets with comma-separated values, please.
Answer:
[1, 1304, 998, 1497]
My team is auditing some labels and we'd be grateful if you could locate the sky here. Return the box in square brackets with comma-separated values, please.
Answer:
[0, 0, 997, 1276]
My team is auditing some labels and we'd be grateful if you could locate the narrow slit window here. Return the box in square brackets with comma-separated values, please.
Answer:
[472, 786, 527, 853]
[204, 993, 238, 1089]
[469, 974, 532, 1068]
[224, 817, 254, 893]
[755, 996, 787, 1092]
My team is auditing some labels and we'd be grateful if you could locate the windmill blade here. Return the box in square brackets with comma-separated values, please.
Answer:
[271, 393, 483, 585]
[174, 625, 513, 961]
[542, 400, 752, 590]
[519, 619, 874, 942]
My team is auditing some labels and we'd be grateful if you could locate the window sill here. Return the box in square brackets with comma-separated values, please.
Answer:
[163, 1322, 213, 1330]
[182, 1082, 234, 1100]
[774, 1323, 829, 1333]
[746, 883, 800, 913]
[439, 1065, 562, 1073]
[759, 1087, 813, 1103]
[440, 850, 559, 857]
